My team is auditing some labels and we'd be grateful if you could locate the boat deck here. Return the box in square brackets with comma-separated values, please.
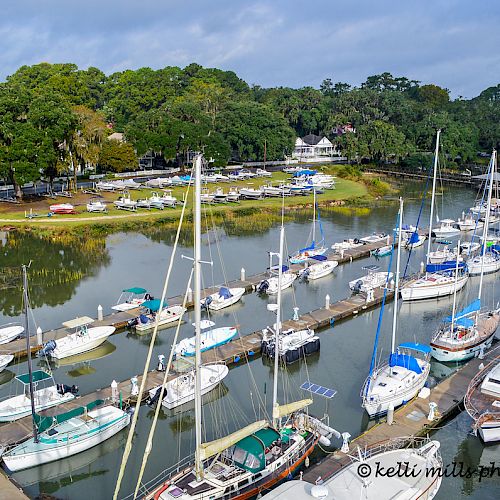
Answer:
[302, 344, 500, 485]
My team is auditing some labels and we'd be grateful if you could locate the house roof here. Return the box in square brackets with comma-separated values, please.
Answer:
[302, 134, 323, 146]
[108, 132, 124, 142]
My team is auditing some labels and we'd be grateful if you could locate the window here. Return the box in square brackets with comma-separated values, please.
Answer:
[238, 479, 249, 488]
[378, 382, 387, 387]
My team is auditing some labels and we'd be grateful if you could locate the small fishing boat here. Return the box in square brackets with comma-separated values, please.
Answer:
[349, 265, 393, 293]
[0, 323, 24, 344]
[427, 242, 457, 264]
[200, 188, 215, 204]
[212, 188, 228, 203]
[132, 300, 186, 333]
[86, 198, 107, 213]
[359, 232, 388, 244]
[226, 186, 240, 202]
[0, 354, 13, 372]
[431, 218, 460, 237]
[458, 212, 484, 231]
[201, 287, 245, 311]
[331, 238, 364, 252]
[147, 364, 229, 410]
[95, 181, 116, 191]
[38, 317, 115, 360]
[160, 190, 177, 207]
[122, 179, 142, 189]
[370, 244, 392, 258]
[465, 357, 500, 443]
[136, 198, 152, 209]
[148, 192, 166, 209]
[255, 168, 272, 177]
[173, 322, 238, 357]
[299, 256, 338, 280]
[111, 287, 149, 311]
[114, 192, 137, 211]
[49, 203, 75, 214]
[257, 267, 297, 294]
[239, 187, 263, 199]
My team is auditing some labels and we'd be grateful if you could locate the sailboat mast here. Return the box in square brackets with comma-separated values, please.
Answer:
[22, 265, 38, 443]
[194, 155, 203, 480]
[478, 150, 496, 302]
[450, 240, 461, 333]
[312, 189, 316, 244]
[426, 129, 441, 266]
[272, 203, 285, 429]
[390, 198, 404, 356]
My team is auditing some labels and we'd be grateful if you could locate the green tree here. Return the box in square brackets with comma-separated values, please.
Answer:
[98, 139, 138, 173]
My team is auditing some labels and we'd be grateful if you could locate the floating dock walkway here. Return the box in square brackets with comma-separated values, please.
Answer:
[302, 344, 500, 485]
[1, 238, 395, 359]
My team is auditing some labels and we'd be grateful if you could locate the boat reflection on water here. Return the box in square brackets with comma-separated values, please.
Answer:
[39, 341, 116, 372]
[0, 369, 15, 386]
[12, 429, 126, 491]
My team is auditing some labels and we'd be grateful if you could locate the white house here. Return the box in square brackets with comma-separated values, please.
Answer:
[292, 134, 340, 161]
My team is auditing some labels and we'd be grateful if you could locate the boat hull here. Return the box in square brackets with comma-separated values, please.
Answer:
[479, 422, 500, 443]
[0, 324, 24, 344]
[51, 326, 115, 359]
[400, 274, 468, 301]
[0, 354, 13, 372]
[135, 306, 186, 332]
[202, 288, 245, 311]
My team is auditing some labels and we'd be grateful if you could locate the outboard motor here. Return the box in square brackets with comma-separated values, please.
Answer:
[300, 268, 310, 281]
[57, 383, 79, 395]
[257, 280, 269, 294]
[146, 386, 164, 407]
[354, 238, 361, 244]
[203, 295, 213, 309]
[127, 317, 138, 327]
[37, 339, 57, 357]
[353, 280, 363, 294]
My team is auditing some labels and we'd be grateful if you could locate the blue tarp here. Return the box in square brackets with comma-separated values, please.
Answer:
[311, 255, 327, 261]
[218, 287, 233, 299]
[408, 232, 420, 244]
[389, 353, 423, 374]
[426, 261, 467, 273]
[445, 299, 481, 323]
[398, 342, 432, 354]
[293, 169, 317, 177]
[270, 265, 289, 273]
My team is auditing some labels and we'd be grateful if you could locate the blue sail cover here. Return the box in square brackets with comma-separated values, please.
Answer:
[455, 317, 474, 328]
[389, 353, 422, 374]
[311, 255, 327, 261]
[408, 232, 420, 244]
[426, 261, 467, 273]
[445, 299, 481, 323]
[270, 265, 289, 273]
[218, 287, 233, 299]
[299, 242, 316, 252]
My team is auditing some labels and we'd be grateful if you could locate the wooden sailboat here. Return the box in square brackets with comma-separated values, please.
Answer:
[135, 156, 320, 500]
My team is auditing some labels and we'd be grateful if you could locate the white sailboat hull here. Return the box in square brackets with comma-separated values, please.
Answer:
[51, 326, 115, 359]
[2, 406, 130, 472]
[149, 365, 229, 409]
[400, 273, 468, 301]
[0, 386, 76, 422]
[431, 335, 495, 362]
[468, 255, 500, 275]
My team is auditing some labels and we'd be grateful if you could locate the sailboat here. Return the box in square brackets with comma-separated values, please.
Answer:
[401, 130, 469, 301]
[289, 190, 327, 264]
[431, 153, 500, 362]
[137, 155, 320, 500]
[362, 199, 431, 417]
[1, 265, 131, 472]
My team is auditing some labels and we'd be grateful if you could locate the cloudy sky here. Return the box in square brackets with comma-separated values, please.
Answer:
[2, 0, 499, 98]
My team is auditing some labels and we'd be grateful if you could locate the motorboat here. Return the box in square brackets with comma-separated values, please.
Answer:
[359, 232, 389, 245]
[95, 181, 116, 191]
[431, 219, 460, 237]
[331, 238, 364, 252]
[226, 186, 240, 202]
[257, 268, 297, 294]
[0, 323, 24, 344]
[173, 323, 238, 356]
[430, 302, 499, 362]
[239, 168, 257, 178]
[0, 354, 13, 372]
[86, 198, 107, 213]
[239, 187, 263, 199]
[133, 301, 186, 333]
[467, 251, 500, 275]
[427, 243, 457, 264]
[308, 173, 335, 190]
[114, 192, 137, 211]
[282, 165, 303, 174]
[212, 188, 228, 203]
[111, 287, 149, 311]
[465, 357, 500, 442]
[148, 192, 166, 209]
[148, 364, 229, 410]
[255, 168, 272, 177]
[370, 244, 392, 258]
[200, 188, 215, 204]
[457, 213, 483, 232]
[201, 287, 245, 311]
[38, 317, 115, 360]
[49, 203, 75, 214]
[299, 256, 338, 280]
[262, 438, 442, 500]
[349, 265, 393, 293]
[262, 184, 286, 197]
[0, 369, 77, 422]
[261, 327, 320, 364]
[160, 190, 177, 207]
[136, 198, 152, 209]
[2, 402, 130, 472]
[122, 179, 142, 190]
[470, 203, 488, 216]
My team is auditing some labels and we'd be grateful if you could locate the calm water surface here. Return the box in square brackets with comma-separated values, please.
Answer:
[0, 185, 498, 499]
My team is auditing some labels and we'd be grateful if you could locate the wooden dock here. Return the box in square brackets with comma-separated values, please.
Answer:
[301, 344, 500, 485]
[1, 238, 393, 359]
[0, 286, 394, 450]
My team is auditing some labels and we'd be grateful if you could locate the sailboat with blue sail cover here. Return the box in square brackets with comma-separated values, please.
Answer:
[290, 190, 327, 264]
[1, 265, 131, 472]
[361, 198, 431, 417]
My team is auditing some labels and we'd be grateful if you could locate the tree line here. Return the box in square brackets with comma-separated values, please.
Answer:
[1, 62, 499, 198]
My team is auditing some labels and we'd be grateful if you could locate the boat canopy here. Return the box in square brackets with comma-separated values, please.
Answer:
[218, 287, 233, 299]
[34, 399, 105, 433]
[229, 427, 280, 472]
[299, 242, 316, 253]
[16, 370, 51, 385]
[426, 261, 467, 273]
[141, 299, 166, 311]
[445, 299, 481, 323]
[397, 342, 431, 355]
[310, 255, 327, 262]
[123, 287, 147, 294]
[62, 316, 94, 329]
[389, 353, 422, 375]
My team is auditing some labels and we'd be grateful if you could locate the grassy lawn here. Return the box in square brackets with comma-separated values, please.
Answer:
[0, 171, 368, 229]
